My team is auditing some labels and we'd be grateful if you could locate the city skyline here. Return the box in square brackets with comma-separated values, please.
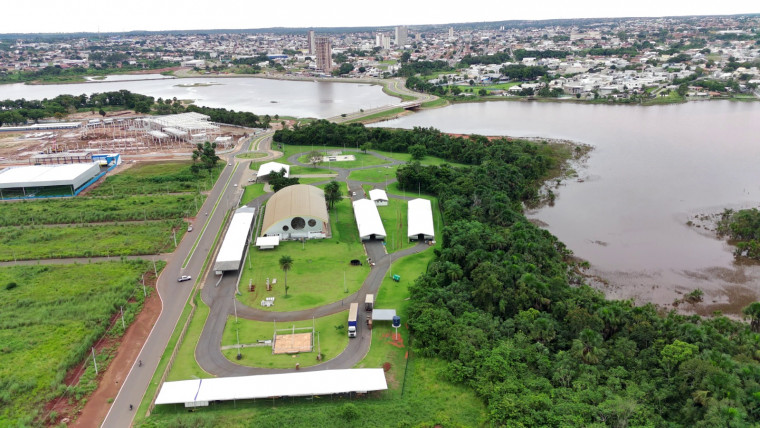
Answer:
[2, 0, 757, 35]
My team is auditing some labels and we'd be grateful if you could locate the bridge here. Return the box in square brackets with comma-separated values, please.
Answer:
[399, 101, 422, 110]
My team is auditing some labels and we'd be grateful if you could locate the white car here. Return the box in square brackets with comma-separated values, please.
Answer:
[187, 225, 193, 232]
[177, 275, 192, 282]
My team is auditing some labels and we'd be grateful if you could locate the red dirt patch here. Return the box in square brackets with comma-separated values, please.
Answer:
[40, 271, 162, 427]
[381, 332, 405, 348]
[383, 362, 392, 372]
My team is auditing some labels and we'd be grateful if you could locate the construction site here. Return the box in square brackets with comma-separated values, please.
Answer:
[0, 112, 253, 167]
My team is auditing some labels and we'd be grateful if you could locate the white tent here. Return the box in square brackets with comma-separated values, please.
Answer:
[257, 161, 290, 179]
[353, 199, 386, 240]
[213, 206, 255, 272]
[368, 189, 388, 206]
[407, 198, 434, 241]
[155, 369, 388, 407]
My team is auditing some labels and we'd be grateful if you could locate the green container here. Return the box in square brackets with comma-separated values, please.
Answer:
[392, 274, 401, 282]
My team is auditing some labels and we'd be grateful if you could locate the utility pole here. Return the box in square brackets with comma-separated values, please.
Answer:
[91, 347, 98, 375]
[142, 274, 146, 297]
[120, 306, 125, 330]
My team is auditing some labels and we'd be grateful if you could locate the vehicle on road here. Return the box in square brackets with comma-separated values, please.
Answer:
[233, 183, 237, 187]
[187, 225, 193, 232]
[348, 302, 358, 338]
[177, 275, 192, 282]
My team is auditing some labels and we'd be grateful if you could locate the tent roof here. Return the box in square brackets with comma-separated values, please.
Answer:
[261, 184, 328, 234]
[407, 198, 434, 238]
[353, 199, 386, 239]
[369, 188, 388, 201]
[155, 369, 387, 405]
[372, 309, 397, 321]
[257, 162, 290, 178]
[256, 235, 280, 247]
[214, 206, 255, 271]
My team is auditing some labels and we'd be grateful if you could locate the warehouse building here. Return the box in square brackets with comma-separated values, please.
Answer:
[407, 198, 434, 241]
[0, 163, 102, 199]
[214, 206, 256, 274]
[260, 184, 328, 240]
[353, 198, 386, 241]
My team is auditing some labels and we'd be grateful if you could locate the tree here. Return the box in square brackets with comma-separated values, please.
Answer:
[324, 180, 342, 210]
[409, 144, 427, 161]
[191, 142, 220, 175]
[98, 108, 106, 117]
[360, 142, 372, 154]
[400, 51, 411, 63]
[279, 255, 293, 296]
[742, 302, 760, 332]
[307, 150, 323, 168]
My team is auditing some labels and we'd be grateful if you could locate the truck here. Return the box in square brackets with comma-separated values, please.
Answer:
[348, 303, 359, 338]
[365, 294, 374, 312]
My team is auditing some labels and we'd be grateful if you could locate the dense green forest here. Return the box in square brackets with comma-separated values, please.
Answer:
[276, 121, 760, 426]
[0, 90, 268, 128]
[718, 208, 760, 259]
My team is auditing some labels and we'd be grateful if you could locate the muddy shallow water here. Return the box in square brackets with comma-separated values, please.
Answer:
[373, 100, 760, 315]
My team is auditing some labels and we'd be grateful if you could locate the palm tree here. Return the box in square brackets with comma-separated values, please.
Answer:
[279, 255, 293, 296]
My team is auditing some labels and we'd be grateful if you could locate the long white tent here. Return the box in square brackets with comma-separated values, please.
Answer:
[257, 161, 290, 179]
[155, 369, 388, 407]
[407, 198, 434, 241]
[213, 206, 255, 273]
[353, 198, 386, 241]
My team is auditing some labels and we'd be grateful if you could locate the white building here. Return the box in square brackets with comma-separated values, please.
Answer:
[369, 189, 388, 206]
[257, 162, 290, 179]
[407, 198, 434, 241]
[260, 185, 328, 240]
[213, 206, 256, 273]
[353, 198, 386, 241]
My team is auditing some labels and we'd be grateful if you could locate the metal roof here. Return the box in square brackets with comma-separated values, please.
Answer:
[261, 184, 328, 235]
[0, 163, 100, 190]
[407, 198, 434, 239]
[372, 309, 397, 321]
[255, 235, 280, 248]
[214, 206, 255, 271]
[353, 199, 386, 240]
[155, 369, 388, 405]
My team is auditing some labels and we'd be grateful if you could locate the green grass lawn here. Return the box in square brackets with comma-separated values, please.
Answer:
[347, 107, 405, 123]
[296, 151, 389, 169]
[90, 161, 221, 196]
[241, 183, 268, 205]
[288, 165, 337, 175]
[166, 294, 212, 381]
[371, 150, 470, 168]
[220, 312, 348, 369]
[481, 81, 522, 91]
[0, 194, 204, 226]
[236, 152, 268, 160]
[0, 220, 186, 261]
[0, 261, 157, 426]
[421, 98, 448, 108]
[348, 165, 399, 182]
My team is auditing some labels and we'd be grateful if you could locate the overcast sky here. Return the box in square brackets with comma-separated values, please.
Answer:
[3, 0, 758, 34]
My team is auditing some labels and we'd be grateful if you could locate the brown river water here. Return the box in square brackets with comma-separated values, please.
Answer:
[373, 100, 760, 315]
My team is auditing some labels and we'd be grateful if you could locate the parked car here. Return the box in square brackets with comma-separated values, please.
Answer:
[177, 275, 192, 282]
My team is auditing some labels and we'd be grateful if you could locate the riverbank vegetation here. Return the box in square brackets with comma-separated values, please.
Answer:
[0, 62, 178, 85]
[718, 208, 760, 259]
[0, 261, 161, 426]
[275, 121, 760, 426]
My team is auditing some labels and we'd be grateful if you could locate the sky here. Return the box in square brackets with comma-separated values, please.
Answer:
[3, 0, 758, 34]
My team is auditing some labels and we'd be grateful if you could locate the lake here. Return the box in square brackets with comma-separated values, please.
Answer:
[0, 77, 396, 119]
[373, 100, 760, 315]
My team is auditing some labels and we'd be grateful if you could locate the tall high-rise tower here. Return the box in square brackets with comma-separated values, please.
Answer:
[315, 37, 333, 73]
[395, 26, 408, 47]
[307, 30, 316, 55]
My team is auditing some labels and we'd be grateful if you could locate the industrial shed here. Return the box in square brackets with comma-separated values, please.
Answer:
[369, 189, 388, 206]
[260, 184, 328, 240]
[353, 198, 386, 241]
[0, 163, 101, 199]
[407, 198, 434, 241]
[155, 369, 388, 407]
[257, 161, 290, 179]
[213, 206, 256, 273]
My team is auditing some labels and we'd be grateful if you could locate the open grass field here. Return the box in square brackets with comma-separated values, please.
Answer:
[371, 149, 470, 168]
[166, 294, 212, 382]
[236, 152, 268, 160]
[0, 194, 204, 226]
[89, 161, 221, 196]
[0, 220, 186, 261]
[0, 261, 157, 426]
[241, 183, 268, 205]
[237, 197, 365, 312]
[297, 151, 389, 169]
[348, 165, 399, 183]
[220, 312, 348, 369]
[288, 165, 337, 175]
